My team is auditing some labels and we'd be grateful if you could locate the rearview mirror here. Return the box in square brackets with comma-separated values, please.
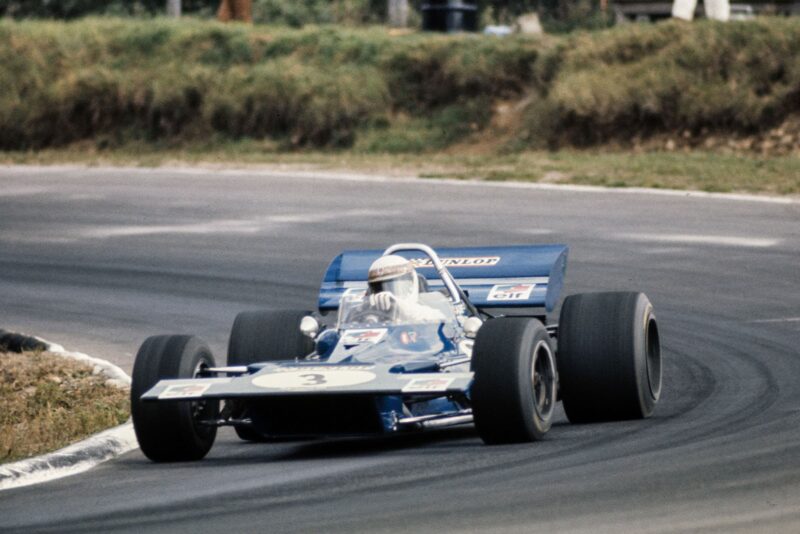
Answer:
[463, 317, 483, 339]
[300, 316, 320, 339]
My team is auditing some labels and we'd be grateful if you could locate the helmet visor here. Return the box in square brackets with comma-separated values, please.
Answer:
[368, 272, 415, 299]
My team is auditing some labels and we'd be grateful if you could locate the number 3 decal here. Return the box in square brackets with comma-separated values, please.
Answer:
[299, 373, 326, 386]
[252, 369, 377, 389]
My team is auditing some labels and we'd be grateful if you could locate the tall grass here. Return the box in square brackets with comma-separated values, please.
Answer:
[0, 351, 129, 464]
[0, 19, 545, 149]
[1, 18, 799, 151]
[527, 19, 800, 146]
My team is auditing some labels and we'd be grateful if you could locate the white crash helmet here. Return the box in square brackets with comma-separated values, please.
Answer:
[367, 255, 419, 300]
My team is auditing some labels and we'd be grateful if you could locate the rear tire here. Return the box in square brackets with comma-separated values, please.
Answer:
[557, 291, 662, 423]
[227, 310, 314, 441]
[471, 318, 557, 444]
[131, 335, 219, 462]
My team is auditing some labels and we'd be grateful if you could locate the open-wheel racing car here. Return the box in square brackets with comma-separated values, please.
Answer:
[131, 243, 662, 462]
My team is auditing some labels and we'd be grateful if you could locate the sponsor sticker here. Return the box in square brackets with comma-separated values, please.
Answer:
[252, 369, 376, 390]
[402, 377, 455, 393]
[487, 283, 536, 301]
[341, 328, 387, 345]
[410, 256, 500, 268]
[159, 382, 212, 399]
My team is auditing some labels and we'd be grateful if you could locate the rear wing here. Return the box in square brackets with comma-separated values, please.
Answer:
[318, 245, 568, 312]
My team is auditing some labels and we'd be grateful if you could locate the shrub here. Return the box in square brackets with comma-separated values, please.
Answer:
[2, 17, 800, 152]
[526, 19, 800, 146]
[0, 18, 538, 149]
[383, 34, 546, 110]
[205, 61, 388, 146]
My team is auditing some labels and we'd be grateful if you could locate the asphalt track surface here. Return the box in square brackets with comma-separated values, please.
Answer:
[1, 166, 799, 533]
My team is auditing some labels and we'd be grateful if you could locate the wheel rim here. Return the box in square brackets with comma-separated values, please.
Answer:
[645, 317, 662, 401]
[530, 340, 556, 423]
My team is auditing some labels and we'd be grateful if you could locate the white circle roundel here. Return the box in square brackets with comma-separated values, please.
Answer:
[252, 370, 376, 390]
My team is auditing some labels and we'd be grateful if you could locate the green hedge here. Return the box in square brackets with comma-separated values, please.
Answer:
[1, 18, 799, 151]
[530, 20, 800, 146]
[0, 19, 543, 149]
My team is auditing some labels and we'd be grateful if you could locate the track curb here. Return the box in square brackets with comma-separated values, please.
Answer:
[0, 330, 137, 491]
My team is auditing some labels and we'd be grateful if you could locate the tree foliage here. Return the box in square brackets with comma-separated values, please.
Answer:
[0, 0, 216, 18]
[1, 0, 605, 26]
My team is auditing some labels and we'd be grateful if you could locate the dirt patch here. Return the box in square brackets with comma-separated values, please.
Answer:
[623, 116, 800, 157]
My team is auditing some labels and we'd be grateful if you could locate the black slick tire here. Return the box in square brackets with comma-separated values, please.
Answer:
[227, 309, 314, 441]
[557, 291, 662, 423]
[471, 318, 557, 444]
[131, 335, 219, 462]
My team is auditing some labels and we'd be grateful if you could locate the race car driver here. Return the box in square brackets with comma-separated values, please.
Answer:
[366, 255, 446, 323]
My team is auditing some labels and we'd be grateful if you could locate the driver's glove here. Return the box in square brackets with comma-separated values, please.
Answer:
[369, 292, 394, 311]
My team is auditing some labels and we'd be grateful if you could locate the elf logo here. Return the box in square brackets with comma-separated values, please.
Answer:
[487, 283, 535, 301]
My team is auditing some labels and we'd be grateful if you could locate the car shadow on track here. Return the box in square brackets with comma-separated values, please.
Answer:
[120, 416, 575, 468]
[200, 425, 484, 466]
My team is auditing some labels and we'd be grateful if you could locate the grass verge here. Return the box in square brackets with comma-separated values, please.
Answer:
[3, 143, 798, 195]
[2, 18, 799, 196]
[0, 351, 130, 464]
[3, 18, 800, 153]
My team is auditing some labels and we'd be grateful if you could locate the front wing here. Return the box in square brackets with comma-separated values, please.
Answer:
[141, 363, 474, 401]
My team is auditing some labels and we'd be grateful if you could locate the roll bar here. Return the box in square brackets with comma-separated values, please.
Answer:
[382, 244, 482, 320]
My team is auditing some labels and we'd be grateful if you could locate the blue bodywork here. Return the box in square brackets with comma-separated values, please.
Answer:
[144, 244, 569, 439]
[319, 245, 568, 312]
[289, 318, 469, 435]
[307, 244, 569, 436]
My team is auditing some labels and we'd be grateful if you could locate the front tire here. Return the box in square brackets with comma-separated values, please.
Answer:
[557, 291, 662, 423]
[471, 318, 557, 444]
[227, 309, 314, 441]
[131, 335, 219, 462]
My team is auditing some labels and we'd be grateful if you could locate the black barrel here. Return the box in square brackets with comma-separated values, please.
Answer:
[421, 0, 478, 32]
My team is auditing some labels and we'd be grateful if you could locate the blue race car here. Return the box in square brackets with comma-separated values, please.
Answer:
[131, 243, 662, 462]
